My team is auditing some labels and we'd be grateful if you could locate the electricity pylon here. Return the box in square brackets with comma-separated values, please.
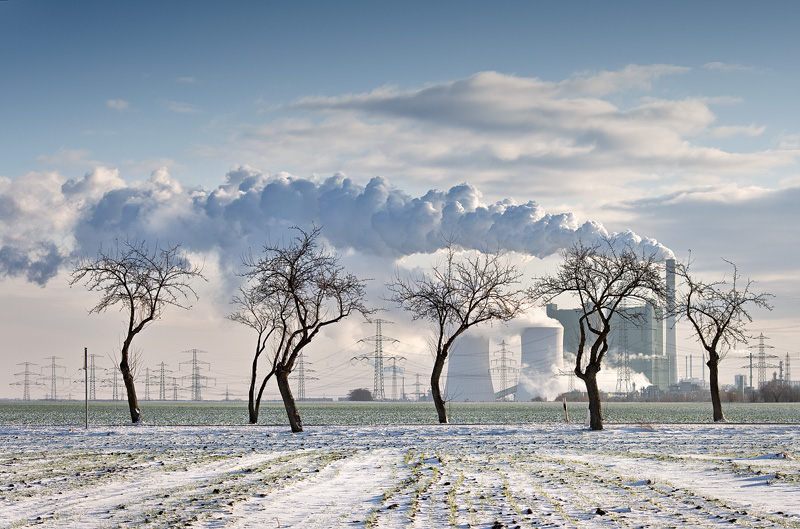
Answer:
[155, 362, 172, 401]
[352, 319, 400, 401]
[385, 356, 406, 400]
[180, 349, 215, 401]
[11, 362, 40, 401]
[40, 356, 68, 400]
[295, 351, 318, 401]
[615, 317, 632, 396]
[490, 340, 518, 401]
[746, 333, 777, 390]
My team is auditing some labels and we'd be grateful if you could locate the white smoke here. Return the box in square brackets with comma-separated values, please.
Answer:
[0, 166, 673, 286]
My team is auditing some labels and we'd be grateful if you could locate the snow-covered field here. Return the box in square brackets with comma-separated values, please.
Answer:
[1, 423, 798, 528]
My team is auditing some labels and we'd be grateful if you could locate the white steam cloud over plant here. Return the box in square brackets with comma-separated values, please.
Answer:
[0, 166, 672, 286]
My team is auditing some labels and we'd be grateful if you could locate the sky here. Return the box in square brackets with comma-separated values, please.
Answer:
[1, 1, 799, 402]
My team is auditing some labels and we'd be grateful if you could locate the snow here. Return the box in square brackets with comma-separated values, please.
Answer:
[1, 423, 798, 528]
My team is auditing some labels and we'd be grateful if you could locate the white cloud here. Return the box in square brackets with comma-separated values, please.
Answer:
[711, 123, 766, 138]
[106, 99, 130, 111]
[231, 68, 799, 206]
[176, 76, 197, 84]
[164, 100, 201, 114]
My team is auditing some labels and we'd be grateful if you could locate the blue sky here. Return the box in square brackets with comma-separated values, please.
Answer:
[1, 1, 799, 400]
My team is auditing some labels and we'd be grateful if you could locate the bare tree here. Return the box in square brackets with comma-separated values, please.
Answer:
[69, 239, 205, 423]
[227, 283, 288, 424]
[386, 245, 526, 424]
[671, 259, 773, 421]
[529, 239, 665, 431]
[235, 226, 372, 432]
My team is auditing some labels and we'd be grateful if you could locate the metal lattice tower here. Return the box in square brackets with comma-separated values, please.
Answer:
[786, 353, 792, 384]
[11, 362, 39, 401]
[41, 356, 68, 400]
[411, 373, 426, 401]
[352, 319, 400, 401]
[180, 349, 214, 401]
[385, 356, 406, 400]
[490, 341, 518, 400]
[156, 362, 172, 401]
[170, 376, 180, 401]
[295, 351, 318, 401]
[144, 367, 152, 400]
[111, 366, 122, 401]
[87, 354, 104, 400]
[749, 333, 777, 389]
[615, 317, 632, 395]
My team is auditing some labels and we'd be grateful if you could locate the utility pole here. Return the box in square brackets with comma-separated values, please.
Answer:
[11, 362, 40, 401]
[490, 340, 518, 400]
[295, 351, 318, 401]
[180, 349, 214, 401]
[352, 319, 400, 401]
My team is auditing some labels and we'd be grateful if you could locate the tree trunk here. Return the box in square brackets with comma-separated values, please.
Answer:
[277, 367, 303, 433]
[430, 354, 449, 424]
[584, 368, 603, 431]
[707, 355, 725, 422]
[248, 357, 260, 424]
[119, 347, 141, 424]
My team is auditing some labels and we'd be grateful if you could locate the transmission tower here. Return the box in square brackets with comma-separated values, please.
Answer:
[411, 373, 426, 401]
[11, 362, 40, 400]
[295, 351, 318, 401]
[144, 367, 152, 400]
[170, 376, 180, 400]
[490, 341, 518, 400]
[749, 333, 778, 390]
[155, 362, 172, 401]
[86, 354, 105, 400]
[40, 356, 68, 400]
[352, 319, 401, 401]
[180, 349, 215, 401]
[786, 353, 792, 384]
[385, 356, 407, 400]
[615, 317, 632, 395]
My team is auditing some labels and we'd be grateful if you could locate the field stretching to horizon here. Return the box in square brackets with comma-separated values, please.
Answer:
[3, 400, 800, 427]
[2, 401, 799, 528]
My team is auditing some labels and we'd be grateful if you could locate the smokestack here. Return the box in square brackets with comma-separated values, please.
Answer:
[666, 258, 677, 385]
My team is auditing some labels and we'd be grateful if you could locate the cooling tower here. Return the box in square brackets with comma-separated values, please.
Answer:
[445, 334, 495, 401]
[516, 325, 564, 402]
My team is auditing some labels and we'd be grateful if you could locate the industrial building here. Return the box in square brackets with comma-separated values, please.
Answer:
[442, 258, 679, 400]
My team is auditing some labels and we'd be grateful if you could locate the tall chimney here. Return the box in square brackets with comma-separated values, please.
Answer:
[666, 258, 677, 386]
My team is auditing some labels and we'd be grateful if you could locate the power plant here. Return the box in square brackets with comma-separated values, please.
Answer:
[443, 258, 680, 401]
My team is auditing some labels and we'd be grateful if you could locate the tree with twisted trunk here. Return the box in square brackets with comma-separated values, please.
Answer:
[386, 245, 526, 424]
[529, 239, 666, 431]
[70, 239, 205, 423]
[233, 226, 373, 432]
[671, 259, 773, 421]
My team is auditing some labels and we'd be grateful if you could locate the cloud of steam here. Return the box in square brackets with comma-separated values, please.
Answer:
[0, 166, 672, 286]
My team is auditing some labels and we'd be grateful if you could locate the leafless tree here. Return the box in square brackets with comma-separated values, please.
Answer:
[69, 239, 205, 423]
[529, 239, 665, 430]
[671, 258, 773, 421]
[386, 245, 526, 424]
[234, 226, 373, 432]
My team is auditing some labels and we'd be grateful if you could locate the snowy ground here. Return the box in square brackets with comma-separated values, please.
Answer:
[1, 423, 798, 528]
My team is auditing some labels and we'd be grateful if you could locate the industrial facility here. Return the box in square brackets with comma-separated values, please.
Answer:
[443, 259, 681, 401]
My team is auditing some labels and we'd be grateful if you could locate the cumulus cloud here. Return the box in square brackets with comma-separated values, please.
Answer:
[233, 68, 799, 204]
[0, 167, 671, 286]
